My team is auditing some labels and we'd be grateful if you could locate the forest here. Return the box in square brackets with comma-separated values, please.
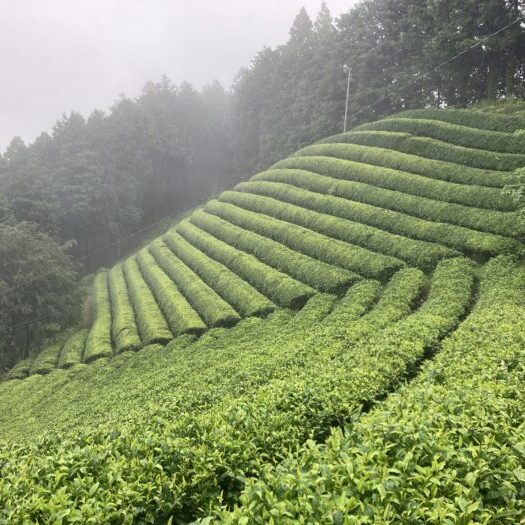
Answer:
[1, 0, 524, 368]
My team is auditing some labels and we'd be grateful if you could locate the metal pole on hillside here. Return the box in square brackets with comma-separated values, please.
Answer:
[343, 64, 351, 133]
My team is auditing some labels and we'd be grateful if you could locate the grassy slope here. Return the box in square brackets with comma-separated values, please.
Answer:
[1, 105, 525, 523]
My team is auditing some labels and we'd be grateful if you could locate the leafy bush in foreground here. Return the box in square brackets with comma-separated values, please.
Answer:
[0, 258, 474, 523]
[213, 257, 525, 524]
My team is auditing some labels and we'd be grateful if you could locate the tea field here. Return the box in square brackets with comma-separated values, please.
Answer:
[1, 108, 525, 523]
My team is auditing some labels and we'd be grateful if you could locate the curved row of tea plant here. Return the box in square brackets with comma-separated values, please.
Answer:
[355, 117, 525, 154]
[395, 108, 525, 133]
[189, 208, 361, 292]
[218, 190, 458, 270]
[200, 201, 403, 280]
[295, 142, 523, 188]
[252, 169, 522, 240]
[163, 229, 276, 318]
[320, 130, 525, 171]
[243, 176, 522, 258]
[275, 155, 516, 210]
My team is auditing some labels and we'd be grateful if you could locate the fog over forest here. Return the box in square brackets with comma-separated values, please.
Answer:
[0, 0, 353, 152]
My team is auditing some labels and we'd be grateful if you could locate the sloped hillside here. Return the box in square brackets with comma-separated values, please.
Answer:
[1, 108, 525, 523]
[5, 108, 525, 379]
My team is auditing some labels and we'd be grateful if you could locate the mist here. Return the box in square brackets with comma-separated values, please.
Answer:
[0, 0, 354, 152]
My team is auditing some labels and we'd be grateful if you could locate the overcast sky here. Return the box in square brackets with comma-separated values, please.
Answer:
[0, 0, 355, 153]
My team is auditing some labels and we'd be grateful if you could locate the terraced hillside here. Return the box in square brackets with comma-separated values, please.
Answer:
[5, 107, 525, 379]
[1, 108, 525, 523]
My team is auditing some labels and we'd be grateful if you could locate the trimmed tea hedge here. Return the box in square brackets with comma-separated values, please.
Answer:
[57, 329, 88, 369]
[239, 178, 523, 256]
[220, 189, 458, 269]
[177, 220, 315, 308]
[346, 266, 426, 335]
[108, 265, 142, 354]
[355, 117, 525, 154]
[294, 142, 522, 188]
[163, 229, 276, 318]
[149, 239, 241, 328]
[253, 169, 523, 239]
[189, 209, 362, 291]
[5, 357, 33, 380]
[122, 258, 173, 346]
[395, 108, 525, 133]
[136, 249, 206, 336]
[319, 130, 525, 172]
[83, 272, 114, 363]
[273, 155, 517, 211]
[203, 200, 404, 280]
[258, 164, 525, 237]
[30, 341, 62, 375]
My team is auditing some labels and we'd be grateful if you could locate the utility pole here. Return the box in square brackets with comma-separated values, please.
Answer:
[343, 64, 351, 133]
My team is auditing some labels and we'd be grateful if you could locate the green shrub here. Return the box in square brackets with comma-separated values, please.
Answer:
[122, 258, 173, 346]
[5, 357, 33, 380]
[189, 208, 361, 291]
[203, 200, 403, 280]
[220, 189, 458, 269]
[136, 249, 206, 336]
[149, 239, 241, 328]
[294, 142, 522, 188]
[163, 229, 276, 318]
[319, 130, 525, 172]
[176, 220, 315, 308]
[108, 265, 142, 354]
[338, 266, 427, 340]
[57, 329, 89, 369]
[395, 108, 525, 133]
[241, 177, 523, 256]
[83, 272, 114, 363]
[30, 342, 62, 375]
[273, 154, 517, 211]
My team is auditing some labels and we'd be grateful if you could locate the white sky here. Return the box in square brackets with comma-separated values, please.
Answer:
[0, 0, 355, 153]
